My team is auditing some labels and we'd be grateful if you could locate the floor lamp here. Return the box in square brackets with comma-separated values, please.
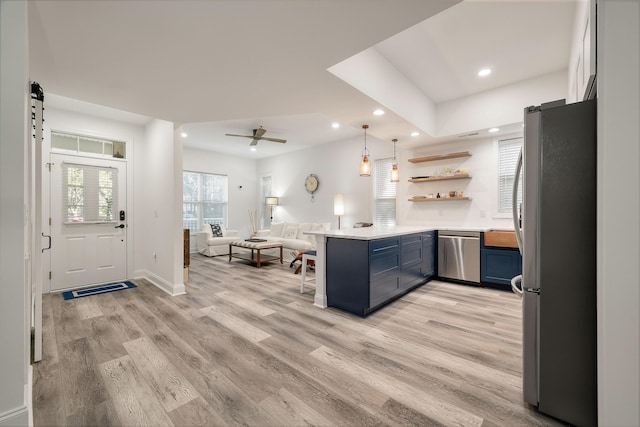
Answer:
[265, 196, 279, 222]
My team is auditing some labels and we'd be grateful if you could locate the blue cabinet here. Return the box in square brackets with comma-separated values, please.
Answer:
[326, 232, 434, 316]
[400, 233, 424, 290]
[480, 233, 522, 287]
[422, 230, 436, 280]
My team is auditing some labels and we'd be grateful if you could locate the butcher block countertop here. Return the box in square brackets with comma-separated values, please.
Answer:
[484, 229, 519, 249]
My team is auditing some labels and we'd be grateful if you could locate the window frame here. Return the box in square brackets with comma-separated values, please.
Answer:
[62, 162, 118, 224]
[496, 135, 524, 216]
[373, 157, 397, 227]
[182, 171, 228, 233]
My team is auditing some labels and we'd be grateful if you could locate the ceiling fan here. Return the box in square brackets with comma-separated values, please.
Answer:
[225, 126, 287, 146]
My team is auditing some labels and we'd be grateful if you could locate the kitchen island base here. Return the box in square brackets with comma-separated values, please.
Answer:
[326, 231, 436, 316]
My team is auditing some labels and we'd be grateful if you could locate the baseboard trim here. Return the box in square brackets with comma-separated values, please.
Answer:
[133, 269, 186, 296]
[0, 405, 29, 427]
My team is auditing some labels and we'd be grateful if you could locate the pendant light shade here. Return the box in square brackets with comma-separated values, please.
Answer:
[360, 124, 371, 177]
[390, 138, 399, 182]
[390, 164, 399, 182]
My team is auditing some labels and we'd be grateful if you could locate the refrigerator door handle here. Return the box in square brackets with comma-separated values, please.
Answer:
[511, 274, 523, 295]
[512, 148, 524, 254]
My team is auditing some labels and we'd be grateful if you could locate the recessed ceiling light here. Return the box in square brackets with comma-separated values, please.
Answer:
[331, 122, 340, 129]
[489, 127, 500, 133]
[411, 131, 420, 137]
[373, 109, 385, 116]
[250, 146, 256, 152]
[181, 132, 188, 138]
[478, 68, 492, 77]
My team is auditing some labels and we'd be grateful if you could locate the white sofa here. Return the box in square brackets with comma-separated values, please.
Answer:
[256, 222, 330, 261]
[197, 224, 240, 257]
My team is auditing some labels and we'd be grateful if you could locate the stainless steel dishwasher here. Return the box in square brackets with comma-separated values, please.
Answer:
[438, 230, 480, 284]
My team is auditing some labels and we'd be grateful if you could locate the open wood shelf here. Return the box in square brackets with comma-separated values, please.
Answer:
[408, 151, 472, 164]
[408, 173, 471, 183]
[408, 197, 472, 202]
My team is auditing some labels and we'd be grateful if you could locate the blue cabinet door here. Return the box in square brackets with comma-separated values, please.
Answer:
[422, 231, 436, 279]
[481, 248, 522, 286]
[400, 233, 423, 290]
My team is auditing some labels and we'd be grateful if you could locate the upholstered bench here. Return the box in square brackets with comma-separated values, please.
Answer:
[228, 240, 283, 268]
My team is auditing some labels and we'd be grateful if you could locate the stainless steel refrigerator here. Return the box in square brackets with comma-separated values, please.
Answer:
[512, 99, 597, 427]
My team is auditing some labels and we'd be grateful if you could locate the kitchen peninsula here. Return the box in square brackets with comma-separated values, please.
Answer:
[306, 226, 437, 316]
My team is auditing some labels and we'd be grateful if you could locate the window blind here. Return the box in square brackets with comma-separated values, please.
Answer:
[62, 163, 117, 223]
[183, 171, 228, 232]
[498, 137, 523, 213]
[374, 158, 397, 227]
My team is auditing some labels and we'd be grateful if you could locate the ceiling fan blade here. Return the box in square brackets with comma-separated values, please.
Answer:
[250, 139, 259, 146]
[225, 133, 254, 139]
[254, 127, 267, 138]
[260, 137, 287, 143]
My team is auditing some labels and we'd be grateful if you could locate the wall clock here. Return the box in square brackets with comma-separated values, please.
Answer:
[305, 174, 319, 201]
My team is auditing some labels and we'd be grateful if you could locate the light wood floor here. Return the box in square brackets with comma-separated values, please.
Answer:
[33, 254, 564, 426]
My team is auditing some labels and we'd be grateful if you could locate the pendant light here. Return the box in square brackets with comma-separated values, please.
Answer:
[359, 124, 371, 177]
[390, 138, 399, 182]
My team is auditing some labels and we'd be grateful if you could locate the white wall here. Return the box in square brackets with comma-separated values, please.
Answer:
[183, 147, 258, 238]
[256, 133, 518, 231]
[328, 48, 437, 136]
[0, 1, 29, 425]
[567, 0, 592, 102]
[398, 136, 518, 230]
[257, 135, 393, 229]
[436, 70, 567, 137]
[43, 107, 145, 290]
[134, 119, 185, 295]
[597, 1, 640, 425]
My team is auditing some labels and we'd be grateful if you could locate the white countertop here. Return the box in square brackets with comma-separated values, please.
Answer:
[305, 225, 435, 240]
[305, 225, 516, 240]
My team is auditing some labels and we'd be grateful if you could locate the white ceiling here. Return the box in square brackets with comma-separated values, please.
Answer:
[29, 0, 577, 159]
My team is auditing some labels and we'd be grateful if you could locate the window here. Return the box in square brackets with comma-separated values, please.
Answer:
[498, 137, 523, 213]
[374, 158, 396, 227]
[183, 171, 228, 232]
[62, 163, 117, 223]
[52, 131, 125, 159]
[262, 176, 272, 229]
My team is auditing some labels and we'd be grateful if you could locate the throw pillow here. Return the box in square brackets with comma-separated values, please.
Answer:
[269, 222, 285, 237]
[296, 223, 313, 240]
[283, 225, 299, 239]
[210, 224, 223, 237]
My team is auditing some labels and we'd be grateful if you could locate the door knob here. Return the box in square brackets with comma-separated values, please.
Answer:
[114, 224, 125, 229]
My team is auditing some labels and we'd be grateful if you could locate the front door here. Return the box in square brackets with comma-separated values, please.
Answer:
[49, 154, 127, 291]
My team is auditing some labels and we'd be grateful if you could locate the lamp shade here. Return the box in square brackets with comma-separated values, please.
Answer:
[359, 124, 371, 177]
[359, 155, 371, 176]
[334, 194, 345, 216]
[390, 163, 399, 182]
[265, 196, 279, 206]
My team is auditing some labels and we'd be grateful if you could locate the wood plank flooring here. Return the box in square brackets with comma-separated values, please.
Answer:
[33, 254, 564, 426]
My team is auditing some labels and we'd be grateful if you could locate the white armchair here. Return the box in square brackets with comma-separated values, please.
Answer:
[197, 224, 240, 257]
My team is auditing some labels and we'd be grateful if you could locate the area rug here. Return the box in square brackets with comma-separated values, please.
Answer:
[62, 281, 137, 300]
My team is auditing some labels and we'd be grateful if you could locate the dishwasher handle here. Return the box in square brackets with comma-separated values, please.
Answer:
[438, 235, 480, 241]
